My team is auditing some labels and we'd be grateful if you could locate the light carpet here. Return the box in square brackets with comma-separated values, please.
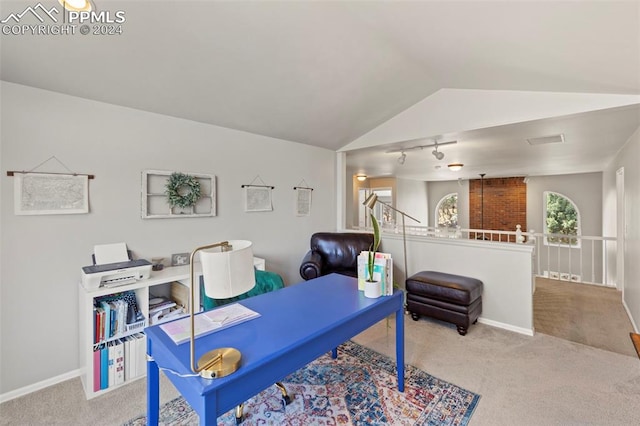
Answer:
[125, 341, 480, 425]
[533, 277, 637, 357]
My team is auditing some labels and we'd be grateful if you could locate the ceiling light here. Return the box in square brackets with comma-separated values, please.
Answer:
[59, 0, 92, 12]
[448, 163, 464, 171]
[356, 174, 367, 182]
[432, 146, 444, 160]
[527, 134, 564, 145]
[397, 152, 406, 165]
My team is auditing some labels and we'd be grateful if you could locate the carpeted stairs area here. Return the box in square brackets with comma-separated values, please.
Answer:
[533, 277, 637, 357]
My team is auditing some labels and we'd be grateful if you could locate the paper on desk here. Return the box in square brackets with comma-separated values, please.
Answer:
[94, 242, 129, 264]
[160, 303, 260, 345]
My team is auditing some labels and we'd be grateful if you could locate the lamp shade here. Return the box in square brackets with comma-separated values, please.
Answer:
[363, 193, 378, 209]
[199, 240, 256, 299]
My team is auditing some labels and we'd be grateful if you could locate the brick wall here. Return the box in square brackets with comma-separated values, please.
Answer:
[469, 177, 526, 241]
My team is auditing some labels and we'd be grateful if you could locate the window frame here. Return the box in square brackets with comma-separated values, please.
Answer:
[435, 192, 458, 229]
[543, 191, 581, 248]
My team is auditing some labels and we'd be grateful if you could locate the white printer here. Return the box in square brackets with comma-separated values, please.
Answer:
[81, 259, 152, 290]
[81, 243, 152, 290]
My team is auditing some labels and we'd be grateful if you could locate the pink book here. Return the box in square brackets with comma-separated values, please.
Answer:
[93, 348, 101, 392]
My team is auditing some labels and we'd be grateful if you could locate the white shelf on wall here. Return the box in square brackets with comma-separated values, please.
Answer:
[142, 170, 216, 219]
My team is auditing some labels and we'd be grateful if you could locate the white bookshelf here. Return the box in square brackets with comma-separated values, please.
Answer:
[78, 265, 194, 399]
[78, 257, 265, 399]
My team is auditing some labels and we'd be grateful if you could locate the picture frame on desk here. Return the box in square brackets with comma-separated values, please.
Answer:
[171, 253, 190, 266]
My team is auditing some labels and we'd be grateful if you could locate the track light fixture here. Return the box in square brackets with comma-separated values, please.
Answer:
[432, 144, 444, 160]
[386, 139, 457, 154]
[397, 151, 406, 165]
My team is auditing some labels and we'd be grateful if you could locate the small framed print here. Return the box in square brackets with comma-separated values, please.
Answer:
[171, 253, 190, 266]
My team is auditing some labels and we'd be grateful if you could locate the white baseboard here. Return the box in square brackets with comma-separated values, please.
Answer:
[0, 369, 81, 404]
[622, 298, 639, 333]
[478, 317, 534, 336]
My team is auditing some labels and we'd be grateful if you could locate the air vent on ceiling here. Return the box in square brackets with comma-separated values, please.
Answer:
[527, 134, 565, 145]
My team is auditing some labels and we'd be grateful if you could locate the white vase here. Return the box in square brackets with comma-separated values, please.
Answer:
[364, 280, 382, 298]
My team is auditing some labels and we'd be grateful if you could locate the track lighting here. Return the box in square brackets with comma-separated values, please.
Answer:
[432, 145, 444, 160]
[397, 152, 406, 165]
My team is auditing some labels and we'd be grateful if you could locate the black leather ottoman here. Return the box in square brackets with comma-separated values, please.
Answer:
[406, 271, 483, 335]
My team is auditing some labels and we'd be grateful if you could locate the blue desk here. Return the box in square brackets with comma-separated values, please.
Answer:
[146, 273, 404, 425]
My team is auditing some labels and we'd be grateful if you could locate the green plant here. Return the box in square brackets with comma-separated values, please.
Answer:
[366, 213, 381, 282]
[546, 192, 578, 245]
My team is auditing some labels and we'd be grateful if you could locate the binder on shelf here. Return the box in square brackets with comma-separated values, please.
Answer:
[134, 333, 146, 378]
[114, 339, 125, 385]
[92, 347, 101, 392]
[127, 335, 137, 380]
[107, 341, 116, 387]
[100, 344, 108, 390]
[123, 336, 132, 381]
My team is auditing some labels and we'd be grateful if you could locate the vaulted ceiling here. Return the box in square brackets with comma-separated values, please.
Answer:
[1, 0, 639, 180]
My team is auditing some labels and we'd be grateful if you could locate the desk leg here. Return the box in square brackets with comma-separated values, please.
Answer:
[201, 394, 217, 426]
[147, 344, 160, 426]
[396, 307, 405, 392]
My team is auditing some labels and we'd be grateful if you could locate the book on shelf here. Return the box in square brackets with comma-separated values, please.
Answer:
[160, 303, 260, 345]
[94, 291, 144, 344]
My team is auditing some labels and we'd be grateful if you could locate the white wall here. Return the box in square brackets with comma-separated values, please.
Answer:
[381, 234, 534, 334]
[526, 172, 605, 283]
[605, 127, 640, 331]
[395, 178, 428, 225]
[526, 172, 603, 237]
[427, 180, 469, 229]
[0, 82, 337, 395]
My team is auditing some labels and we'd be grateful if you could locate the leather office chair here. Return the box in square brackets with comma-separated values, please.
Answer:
[299, 232, 374, 280]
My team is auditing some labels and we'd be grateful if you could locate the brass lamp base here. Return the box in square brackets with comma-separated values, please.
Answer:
[197, 347, 242, 379]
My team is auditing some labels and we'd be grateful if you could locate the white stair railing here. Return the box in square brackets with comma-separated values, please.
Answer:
[360, 224, 617, 287]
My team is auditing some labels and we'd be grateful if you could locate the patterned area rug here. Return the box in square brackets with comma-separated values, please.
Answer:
[125, 341, 480, 425]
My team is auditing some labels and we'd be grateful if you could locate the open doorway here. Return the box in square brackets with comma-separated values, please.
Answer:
[358, 187, 393, 228]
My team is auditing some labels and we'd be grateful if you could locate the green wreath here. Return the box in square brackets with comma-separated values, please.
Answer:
[165, 172, 201, 208]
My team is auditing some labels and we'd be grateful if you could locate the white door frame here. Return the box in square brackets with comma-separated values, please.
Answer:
[616, 167, 625, 292]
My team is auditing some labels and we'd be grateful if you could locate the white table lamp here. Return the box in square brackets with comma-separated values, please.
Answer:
[189, 240, 256, 379]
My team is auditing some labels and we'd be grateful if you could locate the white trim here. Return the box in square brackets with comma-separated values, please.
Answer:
[0, 369, 81, 403]
[622, 298, 639, 334]
[477, 317, 534, 336]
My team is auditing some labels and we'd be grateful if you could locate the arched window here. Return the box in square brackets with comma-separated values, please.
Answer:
[544, 191, 580, 246]
[436, 193, 458, 228]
